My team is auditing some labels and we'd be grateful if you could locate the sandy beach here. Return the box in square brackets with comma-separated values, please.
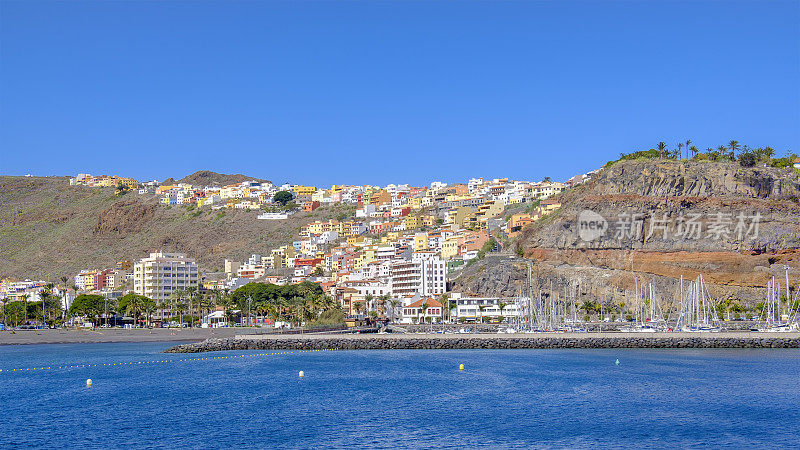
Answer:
[0, 328, 250, 345]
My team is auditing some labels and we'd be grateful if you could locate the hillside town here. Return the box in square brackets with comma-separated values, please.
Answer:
[2, 171, 603, 328]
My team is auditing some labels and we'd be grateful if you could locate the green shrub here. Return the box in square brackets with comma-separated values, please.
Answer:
[739, 152, 756, 167]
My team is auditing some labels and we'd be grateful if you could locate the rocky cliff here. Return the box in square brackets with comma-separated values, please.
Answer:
[453, 160, 800, 305]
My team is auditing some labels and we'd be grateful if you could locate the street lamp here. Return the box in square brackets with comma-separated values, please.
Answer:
[247, 296, 252, 328]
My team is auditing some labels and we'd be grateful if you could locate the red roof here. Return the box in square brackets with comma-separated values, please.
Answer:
[406, 298, 443, 308]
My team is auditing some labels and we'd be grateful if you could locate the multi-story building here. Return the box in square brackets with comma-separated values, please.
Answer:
[74, 270, 98, 291]
[389, 257, 446, 298]
[133, 252, 199, 301]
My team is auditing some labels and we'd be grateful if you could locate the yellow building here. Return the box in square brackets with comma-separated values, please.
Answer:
[441, 236, 460, 259]
[413, 232, 428, 251]
[82, 270, 98, 291]
[476, 201, 505, 224]
[404, 215, 421, 229]
[311, 190, 327, 202]
[453, 207, 476, 228]
[357, 246, 377, 268]
[293, 185, 317, 197]
[304, 220, 338, 235]
[422, 215, 437, 227]
[271, 245, 297, 269]
[156, 185, 177, 195]
[347, 236, 366, 246]
[338, 221, 359, 237]
[540, 199, 562, 212]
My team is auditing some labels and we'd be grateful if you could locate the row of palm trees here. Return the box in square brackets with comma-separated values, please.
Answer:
[652, 139, 779, 163]
[1, 282, 66, 328]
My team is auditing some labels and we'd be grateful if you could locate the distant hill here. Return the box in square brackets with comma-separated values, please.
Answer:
[0, 176, 351, 280]
[162, 170, 270, 187]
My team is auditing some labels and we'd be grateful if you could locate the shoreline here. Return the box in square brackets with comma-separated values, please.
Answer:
[165, 332, 800, 353]
[0, 328, 244, 346]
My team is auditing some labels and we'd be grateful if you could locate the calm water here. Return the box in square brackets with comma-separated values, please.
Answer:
[1, 343, 799, 449]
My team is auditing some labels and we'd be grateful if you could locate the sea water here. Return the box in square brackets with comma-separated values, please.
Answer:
[1, 343, 799, 448]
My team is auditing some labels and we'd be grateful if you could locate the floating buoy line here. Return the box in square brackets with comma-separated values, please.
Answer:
[0, 348, 338, 375]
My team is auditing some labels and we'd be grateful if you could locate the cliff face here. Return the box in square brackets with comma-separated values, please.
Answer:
[454, 161, 800, 305]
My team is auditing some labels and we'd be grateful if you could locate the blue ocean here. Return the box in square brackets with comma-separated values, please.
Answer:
[1, 343, 799, 448]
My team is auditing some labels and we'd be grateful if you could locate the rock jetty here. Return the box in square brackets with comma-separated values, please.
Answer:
[164, 332, 800, 353]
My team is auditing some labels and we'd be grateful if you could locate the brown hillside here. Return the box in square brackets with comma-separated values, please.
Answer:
[177, 170, 270, 186]
[0, 176, 351, 280]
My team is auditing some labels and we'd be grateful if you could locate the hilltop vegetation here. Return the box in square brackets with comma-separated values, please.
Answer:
[608, 139, 797, 169]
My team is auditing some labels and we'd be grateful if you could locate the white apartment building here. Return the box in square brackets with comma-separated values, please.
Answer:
[389, 257, 446, 297]
[133, 252, 199, 301]
[451, 297, 523, 322]
[533, 182, 565, 199]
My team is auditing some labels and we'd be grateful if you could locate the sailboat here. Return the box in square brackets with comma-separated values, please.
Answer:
[622, 279, 667, 332]
[674, 275, 722, 332]
[754, 271, 799, 332]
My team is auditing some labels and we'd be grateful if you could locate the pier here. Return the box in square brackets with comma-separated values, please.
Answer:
[164, 332, 800, 353]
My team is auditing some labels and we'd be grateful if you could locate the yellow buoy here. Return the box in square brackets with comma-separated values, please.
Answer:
[299, 371, 305, 378]
[459, 364, 465, 371]
[86, 378, 93, 387]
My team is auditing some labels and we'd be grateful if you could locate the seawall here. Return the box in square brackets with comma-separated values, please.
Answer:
[164, 332, 800, 353]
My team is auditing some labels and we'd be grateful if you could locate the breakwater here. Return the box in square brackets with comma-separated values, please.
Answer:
[164, 332, 800, 353]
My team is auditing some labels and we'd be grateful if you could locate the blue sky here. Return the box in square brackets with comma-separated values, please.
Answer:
[1, 0, 798, 186]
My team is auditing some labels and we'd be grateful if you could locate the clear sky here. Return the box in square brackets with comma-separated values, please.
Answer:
[1, 1, 798, 186]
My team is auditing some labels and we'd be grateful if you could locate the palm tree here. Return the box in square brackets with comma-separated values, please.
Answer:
[439, 294, 450, 323]
[143, 297, 156, 328]
[157, 298, 171, 324]
[124, 295, 145, 327]
[42, 285, 54, 326]
[498, 301, 507, 323]
[689, 145, 699, 159]
[265, 303, 281, 327]
[419, 300, 429, 325]
[728, 140, 740, 154]
[685, 139, 692, 159]
[478, 304, 486, 323]
[657, 142, 668, 158]
[377, 294, 391, 318]
[389, 299, 400, 323]
[185, 286, 197, 327]
[253, 300, 266, 325]
[198, 294, 213, 326]
[59, 275, 69, 322]
[175, 300, 187, 327]
[23, 292, 29, 325]
[167, 289, 183, 324]
[677, 143, 683, 160]
[364, 294, 374, 314]
[447, 300, 457, 324]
